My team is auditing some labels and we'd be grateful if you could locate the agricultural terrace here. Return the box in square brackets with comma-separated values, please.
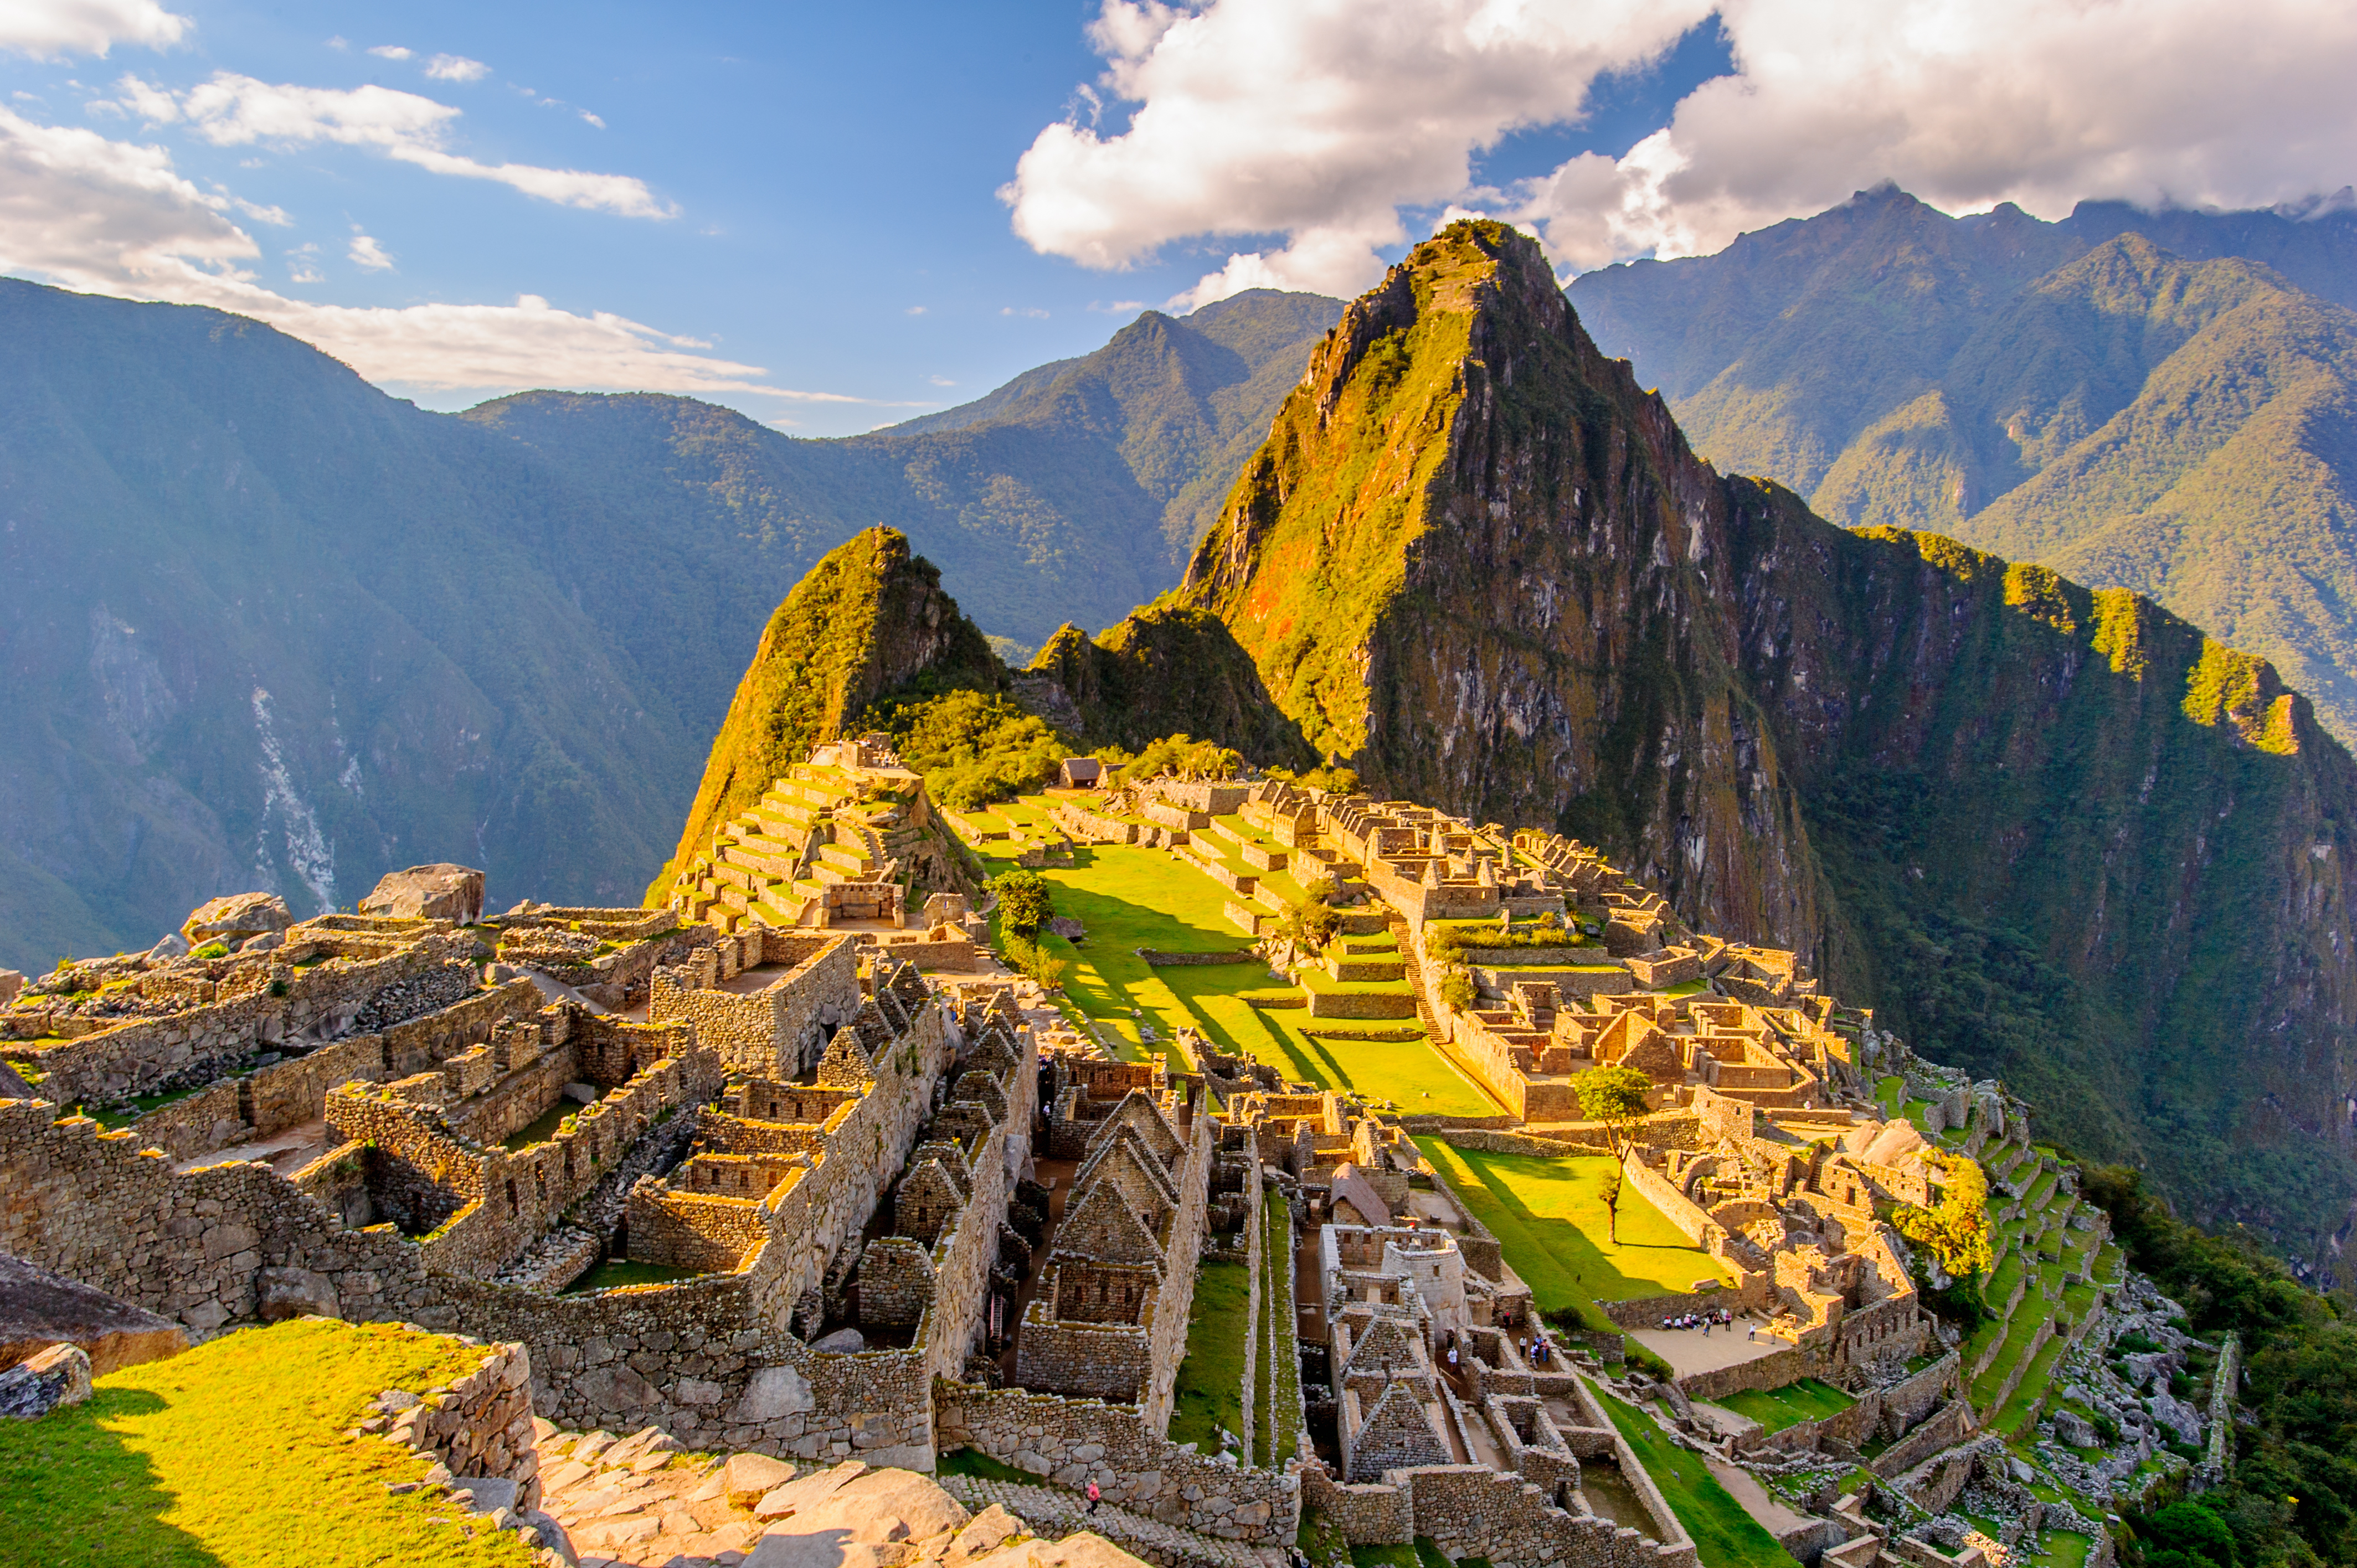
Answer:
[962, 795, 1497, 1113]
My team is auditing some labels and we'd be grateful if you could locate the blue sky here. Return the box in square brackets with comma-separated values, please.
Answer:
[0, 1, 2344, 437]
[0, 2, 1727, 435]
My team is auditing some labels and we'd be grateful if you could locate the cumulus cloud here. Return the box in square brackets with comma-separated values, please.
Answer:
[424, 54, 488, 83]
[346, 230, 392, 270]
[1003, 0, 1708, 301]
[366, 44, 410, 61]
[117, 71, 674, 217]
[0, 104, 859, 403]
[1010, 0, 2357, 299]
[0, 0, 188, 59]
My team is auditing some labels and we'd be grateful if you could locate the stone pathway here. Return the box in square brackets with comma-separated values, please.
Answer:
[938, 1476, 1287, 1568]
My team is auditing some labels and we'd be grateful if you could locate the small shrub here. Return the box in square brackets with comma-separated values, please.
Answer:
[191, 941, 229, 960]
[1438, 966, 1476, 1011]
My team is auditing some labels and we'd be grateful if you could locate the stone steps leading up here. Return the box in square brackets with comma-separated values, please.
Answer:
[937, 1475, 1285, 1568]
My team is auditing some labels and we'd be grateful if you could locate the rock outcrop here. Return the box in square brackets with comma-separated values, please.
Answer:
[0, 1251, 187, 1376]
[361, 864, 486, 924]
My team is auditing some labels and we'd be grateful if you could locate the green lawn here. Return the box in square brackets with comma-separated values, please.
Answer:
[1712, 1379, 1854, 1434]
[1169, 1258, 1252, 1454]
[1418, 1139, 1729, 1311]
[0, 1318, 534, 1567]
[1259, 1196, 1301, 1467]
[1594, 1386, 1791, 1568]
[965, 822, 1496, 1108]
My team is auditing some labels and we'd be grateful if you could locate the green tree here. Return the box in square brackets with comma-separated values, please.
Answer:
[1892, 1149, 1995, 1278]
[992, 869, 1053, 936]
[1574, 1064, 1653, 1242]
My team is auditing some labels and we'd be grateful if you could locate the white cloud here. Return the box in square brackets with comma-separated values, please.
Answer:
[1001, 306, 1048, 318]
[578, 110, 604, 129]
[424, 54, 488, 83]
[1010, 0, 2357, 298]
[123, 71, 674, 218]
[0, 0, 188, 60]
[366, 45, 410, 61]
[905, 305, 927, 315]
[1002, 0, 1708, 302]
[346, 230, 392, 270]
[0, 104, 867, 404]
[929, 374, 954, 385]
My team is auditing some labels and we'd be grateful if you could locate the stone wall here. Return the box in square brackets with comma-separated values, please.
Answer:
[9, 933, 492, 1105]
[625, 1186, 767, 1273]
[377, 1333, 544, 1509]
[934, 1381, 1299, 1543]
[648, 932, 858, 1081]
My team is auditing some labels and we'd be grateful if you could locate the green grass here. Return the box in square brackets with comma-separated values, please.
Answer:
[0, 1318, 534, 1567]
[1969, 1313, 2051, 1408]
[1994, 1331, 2073, 1435]
[1712, 1379, 1854, 1434]
[1260, 1196, 1300, 1466]
[500, 1098, 573, 1151]
[90, 1084, 212, 1130]
[1875, 1076, 1905, 1117]
[938, 1448, 1033, 1484]
[967, 824, 1495, 1109]
[1418, 1139, 1728, 1309]
[564, 1257, 699, 1293]
[1594, 1386, 1790, 1568]
[1169, 1258, 1252, 1454]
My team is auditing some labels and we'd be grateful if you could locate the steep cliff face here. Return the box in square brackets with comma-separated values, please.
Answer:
[1130, 220, 2357, 1261]
[1178, 221, 1825, 956]
[654, 528, 998, 895]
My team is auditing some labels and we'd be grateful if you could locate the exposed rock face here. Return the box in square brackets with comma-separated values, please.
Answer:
[182, 891, 292, 946]
[0, 1251, 188, 1375]
[360, 864, 486, 924]
[1068, 219, 2357, 1260]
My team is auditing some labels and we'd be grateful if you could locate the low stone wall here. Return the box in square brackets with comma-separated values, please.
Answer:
[625, 1186, 766, 1273]
[1300, 1458, 1697, 1568]
[934, 1381, 1299, 1542]
[1870, 1397, 1976, 1479]
[1440, 1127, 1612, 1157]
[1305, 989, 1418, 1020]
[378, 1333, 543, 1509]
[1677, 1344, 1821, 1403]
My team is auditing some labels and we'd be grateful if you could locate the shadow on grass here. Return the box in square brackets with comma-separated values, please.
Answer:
[0, 1388, 223, 1566]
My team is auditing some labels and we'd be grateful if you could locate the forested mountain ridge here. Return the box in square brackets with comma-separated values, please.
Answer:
[1042, 220, 2357, 1267]
[1566, 185, 2357, 742]
[0, 281, 1337, 971]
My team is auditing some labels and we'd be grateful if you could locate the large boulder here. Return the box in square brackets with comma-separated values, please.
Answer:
[183, 892, 294, 947]
[0, 1253, 187, 1376]
[0, 1060, 31, 1101]
[256, 1267, 341, 1323]
[361, 864, 485, 924]
[0, 969, 21, 1006]
[0, 1342, 90, 1419]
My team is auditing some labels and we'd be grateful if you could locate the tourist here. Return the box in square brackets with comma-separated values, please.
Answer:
[1087, 1481, 1102, 1515]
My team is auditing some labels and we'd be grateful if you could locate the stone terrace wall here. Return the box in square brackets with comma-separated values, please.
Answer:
[626, 1187, 768, 1273]
[935, 1381, 1299, 1542]
[0, 1100, 435, 1333]
[11, 934, 489, 1105]
[378, 1335, 544, 1509]
[649, 932, 858, 1080]
[430, 1270, 935, 1467]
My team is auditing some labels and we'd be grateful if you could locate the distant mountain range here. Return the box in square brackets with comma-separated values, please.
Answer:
[1569, 184, 2357, 740]
[0, 281, 1336, 969]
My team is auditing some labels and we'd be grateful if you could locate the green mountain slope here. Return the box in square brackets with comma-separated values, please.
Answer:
[0, 281, 1336, 971]
[1050, 220, 2357, 1268]
[1567, 187, 2357, 744]
[656, 527, 997, 893]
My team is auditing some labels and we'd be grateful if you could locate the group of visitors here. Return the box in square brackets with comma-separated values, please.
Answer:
[1439, 1328, 1561, 1374]
[1659, 1308, 1744, 1337]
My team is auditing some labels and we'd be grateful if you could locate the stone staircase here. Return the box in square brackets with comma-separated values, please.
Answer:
[937, 1475, 1287, 1568]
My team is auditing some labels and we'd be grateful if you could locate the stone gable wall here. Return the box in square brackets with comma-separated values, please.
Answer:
[626, 1186, 768, 1273]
